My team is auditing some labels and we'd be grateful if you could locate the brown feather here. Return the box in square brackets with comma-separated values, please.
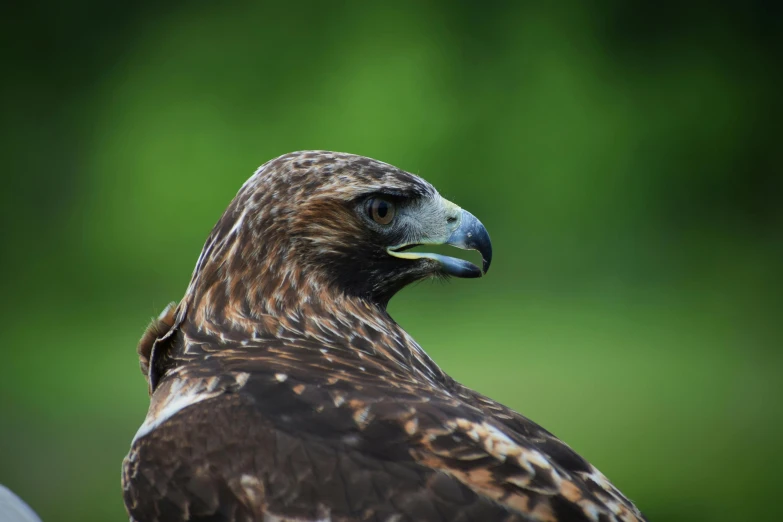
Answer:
[123, 151, 647, 522]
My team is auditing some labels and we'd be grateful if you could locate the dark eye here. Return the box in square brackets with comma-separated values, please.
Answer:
[367, 198, 396, 225]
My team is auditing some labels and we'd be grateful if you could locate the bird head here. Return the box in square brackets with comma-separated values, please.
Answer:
[190, 151, 492, 309]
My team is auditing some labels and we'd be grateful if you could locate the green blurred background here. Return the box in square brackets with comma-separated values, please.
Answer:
[2, 2, 781, 521]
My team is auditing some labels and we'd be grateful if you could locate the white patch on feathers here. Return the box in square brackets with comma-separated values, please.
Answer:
[132, 380, 220, 443]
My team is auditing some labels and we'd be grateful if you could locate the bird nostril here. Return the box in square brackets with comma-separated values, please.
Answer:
[447, 216, 457, 224]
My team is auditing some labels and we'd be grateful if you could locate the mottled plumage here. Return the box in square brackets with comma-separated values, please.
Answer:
[123, 151, 646, 522]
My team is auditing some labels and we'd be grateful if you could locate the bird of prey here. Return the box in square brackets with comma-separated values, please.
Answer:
[123, 151, 646, 522]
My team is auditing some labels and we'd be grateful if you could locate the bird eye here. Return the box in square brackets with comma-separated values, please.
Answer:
[367, 198, 396, 225]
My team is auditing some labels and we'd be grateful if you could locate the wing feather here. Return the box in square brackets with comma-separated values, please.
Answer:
[126, 349, 645, 522]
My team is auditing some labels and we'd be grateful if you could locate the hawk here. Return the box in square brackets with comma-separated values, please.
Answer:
[123, 151, 646, 522]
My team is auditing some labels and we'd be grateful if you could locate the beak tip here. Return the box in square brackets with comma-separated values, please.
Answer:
[482, 257, 491, 275]
[481, 242, 492, 275]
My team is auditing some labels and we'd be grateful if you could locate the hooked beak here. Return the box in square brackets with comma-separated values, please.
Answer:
[388, 209, 492, 278]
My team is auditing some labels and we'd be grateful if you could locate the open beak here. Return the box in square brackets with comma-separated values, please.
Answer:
[388, 209, 492, 278]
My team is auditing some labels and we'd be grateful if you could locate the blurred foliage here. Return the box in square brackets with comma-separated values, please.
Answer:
[1, 1, 781, 521]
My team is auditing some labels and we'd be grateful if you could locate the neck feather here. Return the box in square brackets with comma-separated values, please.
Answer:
[180, 263, 446, 383]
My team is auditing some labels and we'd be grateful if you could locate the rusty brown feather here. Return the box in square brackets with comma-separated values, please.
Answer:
[122, 151, 647, 522]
